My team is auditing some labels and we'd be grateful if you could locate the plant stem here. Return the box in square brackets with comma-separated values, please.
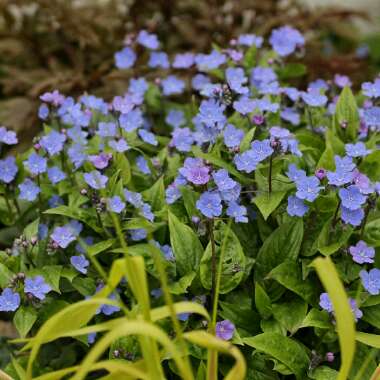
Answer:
[4, 193, 14, 222]
[209, 218, 217, 312]
[332, 199, 341, 227]
[268, 154, 273, 194]
[360, 202, 371, 239]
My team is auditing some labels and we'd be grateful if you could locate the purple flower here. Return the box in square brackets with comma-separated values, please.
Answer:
[338, 185, 366, 210]
[40, 90, 65, 106]
[362, 79, 380, 98]
[196, 191, 222, 218]
[51, 226, 76, 248]
[137, 30, 159, 50]
[84, 170, 108, 190]
[0, 156, 18, 183]
[109, 139, 130, 152]
[115, 47, 136, 69]
[349, 241, 375, 264]
[345, 142, 371, 158]
[237, 34, 263, 47]
[215, 320, 235, 340]
[213, 169, 236, 191]
[173, 53, 195, 69]
[25, 153, 47, 175]
[315, 168, 326, 180]
[136, 155, 151, 174]
[334, 74, 352, 88]
[352, 170, 373, 194]
[223, 124, 244, 148]
[363, 106, 380, 127]
[170, 128, 194, 152]
[225, 67, 248, 94]
[138, 129, 158, 146]
[107, 196, 125, 213]
[18, 179, 40, 201]
[251, 140, 274, 162]
[0, 127, 18, 145]
[360, 269, 380, 295]
[38, 103, 49, 120]
[89, 153, 112, 170]
[98, 122, 117, 137]
[148, 51, 170, 69]
[24, 276, 51, 300]
[47, 166, 66, 184]
[319, 293, 333, 312]
[198, 99, 226, 127]
[295, 176, 323, 202]
[301, 90, 328, 107]
[166, 109, 185, 128]
[233, 96, 255, 115]
[341, 206, 364, 226]
[269, 26, 304, 56]
[161, 75, 185, 96]
[119, 108, 143, 132]
[70, 254, 90, 274]
[0, 288, 20, 312]
[195, 50, 226, 71]
[226, 201, 248, 223]
[179, 158, 210, 185]
[40, 131, 66, 156]
[287, 195, 309, 217]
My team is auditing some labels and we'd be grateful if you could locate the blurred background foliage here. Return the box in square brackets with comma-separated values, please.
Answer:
[0, 0, 379, 149]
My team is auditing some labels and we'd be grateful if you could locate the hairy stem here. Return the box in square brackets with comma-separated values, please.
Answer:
[268, 154, 273, 194]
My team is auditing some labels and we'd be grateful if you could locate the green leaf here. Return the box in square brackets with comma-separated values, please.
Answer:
[300, 309, 331, 329]
[240, 127, 256, 152]
[333, 86, 360, 142]
[87, 239, 116, 256]
[313, 256, 356, 380]
[28, 265, 62, 293]
[317, 145, 335, 171]
[180, 186, 200, 219]
[309, 366, 338, 380]
[243, 45, 257, 69]
[72, 277, 96, 296]
[255, 283, 272, 319]
[200, 222, 246, 293]
[277, 63, 306, 79]
[169, 272, 196, 295]
[269, 261, 319, 304]
[13, 306, 37, 338]
[142, 177, 165, 212]
[362, 304, 380, 329]
[255, 219, 304, 283]
[253, 191, 287, 220]
[168, 210, 203, 276]
[0, 262, 14, 288]
[272, 297, 307, 334]
[363, 218, 380, 247]
[243, 333, 309, 379]
[115, 153, 131, 185]
[356, 332, 380, 348]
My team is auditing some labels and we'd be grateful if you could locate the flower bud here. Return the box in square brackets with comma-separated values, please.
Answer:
[325, 352, 334, 362]
[315, 168, 326, 180]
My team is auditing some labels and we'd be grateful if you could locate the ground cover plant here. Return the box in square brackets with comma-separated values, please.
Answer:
[0, 25, 380, 379]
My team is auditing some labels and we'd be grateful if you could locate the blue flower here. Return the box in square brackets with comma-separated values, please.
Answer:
[70, 254, 90, 274]
[195, 50, 226, 71]
[170, 128, 194, 152]
[18, 179, 40, 201]
[136, 155, 151, 174]
[166, 109, 185, 128]
[269, 26, 304, 56]
[251, 67, 277, 87]
[225, 67, 248, 94]
[361, 79, 380, 98]
[0, 288, 20, 312]
[192, 74, 211, 91]
[98, 122, 117, 137]
[226, 201, 248, 223]
[38, 103, 49, 120]
[213, 169, 236, 191]
[237, 34, 263, 47]
[138, 129, 158, 146]
[281, 107, 300, 125]
[24, 276, 51, 300]
[172, 53, 195, 69]
[345, 142, 371, 158]
[161, 75, 185, 96]
[326, 169, 354, 187]
[255, 98, 279, 113]
[234, 150, 257, 173]
[124, 189, 143, 208]
[25, 152, 47, 175]
[0, 156, 18, 183]
[51, 226, 76, 248]
[119, 109, 143, 132]
[233, 96, 255, 115]
[47, 166, 66, 184]
[130, 228, 147, 241]
[83, 170, 108, 190]
[68, 144, 86, 169]
[108, 138, 130, 152]
[319, 293, 333, 312]
[197, 99, 226, 127]
[166, 184, 182, 204]
[196, 191, 222, 218]
[251, 139, 274, 162]
[360, 269, 380, 295]
[295, 176, 323, 202]
[0, 126, 18, 145]
[219, 183, 241, 202]
[108, 196, 125, 213]
[140, 203, 154, 222]
[286, 164, 307, 182]
[137, 30, 159, 50]
[40, 131, 66, 156]
[349, 241, 375, 264]
[363, 106, 380, 127]
[148, 51, 170, 69]
[48, 195, 64, 208]
[338, 185, 366, 210]
[301, 89, 328, 107]
[287, 195, 309, 217]
[115, 47, 136, 69]
[222, 125, 243, 149]
[341, 206, 364, 226]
